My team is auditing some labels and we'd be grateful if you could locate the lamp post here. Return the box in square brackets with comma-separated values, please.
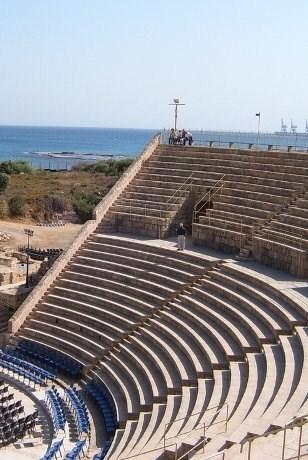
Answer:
[169, 98, 186, 131]
[24, 228, 34, 288]
[256, 112, 261, 145]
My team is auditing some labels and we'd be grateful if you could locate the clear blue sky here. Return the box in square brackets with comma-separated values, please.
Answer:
[0, 0, 307, 131]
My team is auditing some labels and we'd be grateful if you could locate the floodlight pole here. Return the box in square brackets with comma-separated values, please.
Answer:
[169, 99, 186, 131]
[256, 112, 261, 145]
[24, 228, 34, 288]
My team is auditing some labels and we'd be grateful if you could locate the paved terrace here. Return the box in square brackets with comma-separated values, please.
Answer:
[112, 232, 308, 293]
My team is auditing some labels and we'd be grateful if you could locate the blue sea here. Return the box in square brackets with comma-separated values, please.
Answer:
[0, 126, 157, 170]
[0, 125, 308, 170]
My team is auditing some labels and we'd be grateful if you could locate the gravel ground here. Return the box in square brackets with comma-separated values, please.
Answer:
[0, 221, 83, 250]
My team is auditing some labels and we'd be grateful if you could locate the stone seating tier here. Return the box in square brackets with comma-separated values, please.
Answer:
[156, 144, 308, 162]
[7, 141, 308, 459]
[8, 236, 308, 459]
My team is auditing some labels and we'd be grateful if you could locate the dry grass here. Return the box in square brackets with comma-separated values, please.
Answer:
[9, 170, 115, 199]
[1, 170, 117, 222]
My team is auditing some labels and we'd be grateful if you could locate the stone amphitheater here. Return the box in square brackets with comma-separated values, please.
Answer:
[1, 134, 308, 460]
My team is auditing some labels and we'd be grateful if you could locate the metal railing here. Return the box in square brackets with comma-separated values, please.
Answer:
[121, 442, 177, 459]
[121, 412, 308, 460]
[179, 442, 227, 460]
[193, 139, 308, 153]
[198, 452, 226, 460]
[160, 128, 308, 152]
[120, 404, 228, 460]
[163, 403, 229, 449]
[165, 172, 194, 212]
[239, 414, 308, 460]
[131, 172, 193, 222]
[198, 413, 308, 460]
[193, 175, 225, 223]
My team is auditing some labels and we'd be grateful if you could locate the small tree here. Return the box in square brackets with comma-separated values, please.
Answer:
[0, 173, 10, 192]
[72, 193, 100, 223]
[38, 195, 67, 221]
[0, 160, 32, 175]
[8, 195, 26, 216]
[50, 195, 66, 214]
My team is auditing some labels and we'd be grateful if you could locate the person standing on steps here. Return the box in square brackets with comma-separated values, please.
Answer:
[186, 130, 193, 145]
[169, 128, 176, 144]
[176, 222, 186, 251]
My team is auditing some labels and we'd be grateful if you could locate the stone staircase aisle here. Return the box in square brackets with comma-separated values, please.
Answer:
[100, 146, 198, 238]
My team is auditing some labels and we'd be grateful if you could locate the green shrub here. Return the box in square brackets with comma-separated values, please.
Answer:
[41, 195, 67, 215]
[72, 193, 101, 223]
[94, 159, 133, 176]
[0, 160, 33, 175]
[8, 195, 26, 216]
[72, 158, 133, 176]
[50, 195, 66, 214]
[113, 158, 133, 175]
[91, 161, 110, 174]
[0, 173, 10, 191]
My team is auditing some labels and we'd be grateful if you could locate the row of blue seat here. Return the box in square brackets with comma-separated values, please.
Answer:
[0, 358, 44, 386]
[1, 350, 55, 382]
[51, 386, 66, 411]
[5, 347, 55, 375]
[86, 382, 117, 434]
[65, 439, 86, 460]
[93, 439, 112, 460]
[64, 387, 89, 435]
[40, 438, 64, 460]
[46, 389, 66, 432]
[15, 340, 82, 378]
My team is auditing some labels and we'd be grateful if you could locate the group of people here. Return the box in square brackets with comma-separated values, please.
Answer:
[169, 128, 193, 146]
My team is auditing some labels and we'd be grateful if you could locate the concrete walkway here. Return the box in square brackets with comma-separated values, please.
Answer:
[109, 232, 308, 303]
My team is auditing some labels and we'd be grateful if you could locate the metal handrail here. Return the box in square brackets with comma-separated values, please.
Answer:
[193, 174, 225, 223]
[194, 174, 225, 210]
[121, 442, 178, 459]
[185, 450, 227, 460]
[160, 131, 308, 152]
[176, 434, 225, 460]
[165, 172, 194, 207]
[164, 403, 228, 447]
[156, 172, 194, 218]
[198, 452, 226, 460]
[121, 412, 308, 460]
[196, 414, 308, 460]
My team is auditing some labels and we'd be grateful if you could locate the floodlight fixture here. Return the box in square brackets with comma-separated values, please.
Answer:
[169, 98, 186, 131]
[24, 228, 34, 288]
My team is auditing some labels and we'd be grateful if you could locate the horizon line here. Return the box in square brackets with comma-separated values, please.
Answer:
[0, 123, 159, 130]
[1, 124, 308, 136]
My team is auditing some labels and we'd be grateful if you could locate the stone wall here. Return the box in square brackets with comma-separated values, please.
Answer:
[252, 238, 308, 278]
[8, 134, 160, 335]
[107, 213, 168, 238]
[193, 224, 248, 254]
[93, 134, 160, 222]
[0, 287, 28, 310]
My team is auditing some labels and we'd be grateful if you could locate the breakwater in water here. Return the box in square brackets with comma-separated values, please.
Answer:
[1, 125, 308, 170]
